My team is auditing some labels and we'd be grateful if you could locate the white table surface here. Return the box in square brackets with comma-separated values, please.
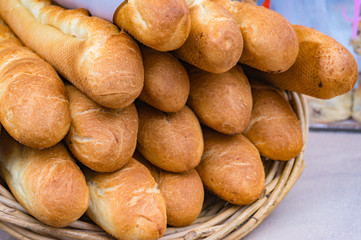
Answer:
[0, 131, 360, 239]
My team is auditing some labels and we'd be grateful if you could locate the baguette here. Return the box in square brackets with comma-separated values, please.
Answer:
[65, 85, 138, 172]
[85, 158, 167, 240]
[0, 17, 70, 149]
[134, 152, 204, 227]
[244, 81, 303, 160]
[139, 46, 190, 112]
[0, 131, 89, 227]
[114, 0, 191, 51]
[211, 0, 299, 73]
[173, 0, 243, 73]
[187, 65, 252, 135]
[137, 102, 204, 172]
[197, 128, 265, 205]
[244, 25, 357, 99]
[0, 0, 144, 109]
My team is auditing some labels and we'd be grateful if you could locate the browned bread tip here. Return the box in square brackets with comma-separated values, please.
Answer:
[137, 102, 204, 173]
[197, 128, 265, 205]
[0, 0, 144, 109]
[65, 85, 138, 173]
[139, 45, 190, 112]
[0, 131, 89, 227]
[187, 65, 252, 135]
[85, 158, 167, 240]
[0, 17, 70, 149]
[173, 0, 243, 73]
[114, 0, 191, 51]
[134, 152, 204, 227]
[245, 25, 358, 99]
[244, 80, 304, 160]
[211, 0, 299, 73]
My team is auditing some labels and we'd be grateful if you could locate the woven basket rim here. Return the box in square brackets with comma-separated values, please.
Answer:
[0, 91, 309, 240]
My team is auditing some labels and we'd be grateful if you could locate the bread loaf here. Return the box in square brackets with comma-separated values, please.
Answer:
[244, 81, 303, 160]
[139, 46, 190, 112]
[211, 0, 299, 73]
[114, 0, 191, 51]
[173, 0, 243, 73]
[85, 158, 167, 240]
[0, 0, 144, 109]
[134, 152, 204, 227]
[137, 102, 204, 172]
[65, 85, 138, 172]
[187, 65, 252, 135]
[0, 17, 70, 149]
[245, 25, 358, 99]
[0, 131, 89, 227]
[197, 128, 265, 205]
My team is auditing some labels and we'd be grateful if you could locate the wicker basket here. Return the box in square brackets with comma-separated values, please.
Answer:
[0, 91, 308, 240]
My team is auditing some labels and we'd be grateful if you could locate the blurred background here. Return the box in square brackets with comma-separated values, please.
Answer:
[244, 1, 361, 239]
[259, 0, 361, 131]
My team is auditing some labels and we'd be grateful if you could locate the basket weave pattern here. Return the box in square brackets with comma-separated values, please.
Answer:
[0, 91, 308, 240]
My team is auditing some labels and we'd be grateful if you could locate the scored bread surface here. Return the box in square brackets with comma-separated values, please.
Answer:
[0, 0, 144, 108]
[65, 85, 138, 173]
[85, 158, 167, 240]
[0, 17, 70, 149]
[114, 0, 191, 51]
[0, 132, 89, 227]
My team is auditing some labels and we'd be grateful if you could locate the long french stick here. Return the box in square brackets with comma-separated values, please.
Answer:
[197, 127, 265, 205]
[114, 0, 191, 51]
[137, 102, 204, 172]
[65, 85, 138, 172]
[173, 0, 243, 73]
[244, 81, 303, 160]
[211, 0, 299, 73]
[245, 25, 358, 99]
[0, 0, 144, 109]
[187, 65, 252, 135]
[0, 131, 89, 227]
[139, 45, 190, 112]
[134, 152, 204, 227]
[85, 158, 167, 240]
[0, 17, 70, 149]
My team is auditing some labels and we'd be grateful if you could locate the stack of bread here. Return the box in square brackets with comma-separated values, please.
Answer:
[0, 0, 357, 239]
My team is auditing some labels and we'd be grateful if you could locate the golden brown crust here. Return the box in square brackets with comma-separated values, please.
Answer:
[65, 85, 138, 172]
[244, 81, 303, 160]
[85, 158, 167, 240]
[197, 128, 265, 205]
[0, 132, 89, 227]
[212, 0, 299, 73]
[139, 46, 190, 112]
[137, 102, 204, 172]
[187, 65, 252, 135]
[0, 0, 144, 108]
[114, 0, 191, 51]
[0, 17, 70, 149]
[173, 0, 243, 73]
[134, 152, 204, 227]
[159, 169, 204, 227]
[245, 25, 357, 99]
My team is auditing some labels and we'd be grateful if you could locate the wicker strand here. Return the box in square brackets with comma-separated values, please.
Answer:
[0, 221, 32, 240]
[0, 211, 111, 240]
[1, 222, 55, 240]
